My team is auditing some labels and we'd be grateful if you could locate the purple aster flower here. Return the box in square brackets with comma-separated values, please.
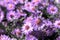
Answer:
[23, 16, 45, 31]
[43, 19, 53, 26]
[17, 9, 27, 17]
[3, 0, 19, 5]
[18, 0, 28, 4]
[3, 0, 11, 3]
[31, 0, 41, 6]
[41, 0, 49, 7]
[10, 0, 19, 5]
[45, 27, 55, 36]
[5, 3, 15, 11]
[11, 28, 23, 38]
[33, 17, 42, 25]
[6, 11, 20, 21]
[32, 0, 42, 4]
[0, 0, 5, 6]
[47, 5, 58, 15]
[23, 2, 31, 9]
[24, 16, 45, 31]
[0, 35, 11, 40]
[22, 22, 33, 35]
[28, 6, 36, 13]
[25, 35, 38, 40]
[23, 2, 37, 13]
[23, 16, 33, 23]
[56, 36, 60, 40]
[38, 0, 49, 10]
[38, 5, 45, 10]
[32, 17, 45, 30]
[53, 20, 60, 29]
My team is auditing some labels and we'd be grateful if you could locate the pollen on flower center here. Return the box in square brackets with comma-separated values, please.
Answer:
[27, 4, 30, 7]
[25, 25, 30, 30]
[13, 0, 16, 1]
[32, 7, 35, 11]
[57, 23, 60, 26]
[9, 4, 13, 8]
[36, 18, 41, 25]
[16, 31, 21, 35]
[35, 0, 39, 2]
[51, 8, 55, 11]
[10, 14, 14, 18]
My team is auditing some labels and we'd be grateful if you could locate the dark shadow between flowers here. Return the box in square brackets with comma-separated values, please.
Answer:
[30, 30, 58, 40]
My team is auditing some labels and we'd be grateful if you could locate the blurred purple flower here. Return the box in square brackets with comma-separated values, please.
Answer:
[22, 22, 33, 35]
[47, 5, 58, 15]
[56, 36, 60, 40]
[43, 19, 53, 26]
[0, 35, 11, 40]
[0, 11, 4, 22]
[18, 0, 28, 4]
[10, 0, 19, 5]
[53, 20, 60, 29]
[25, 35, 38, 40]
[55, 0, 60, 4]
[23, 2, 37, 13]
[17, 9, 27, 17]
[0, 0, 5, 6]
[32, 17, 45, 30]
[5, 3, 15, 10]
[31, 0, 42, 5]
[41, 0, 49, 7]
[3, 0, 11, 3]
[11, 28, 23, 38]
[23, 16, 33, 23]
[6, 11, 20, 21]
[45, 28, 55, 36]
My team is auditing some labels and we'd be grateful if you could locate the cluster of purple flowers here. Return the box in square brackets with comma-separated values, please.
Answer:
[0, 0, 60, 40]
